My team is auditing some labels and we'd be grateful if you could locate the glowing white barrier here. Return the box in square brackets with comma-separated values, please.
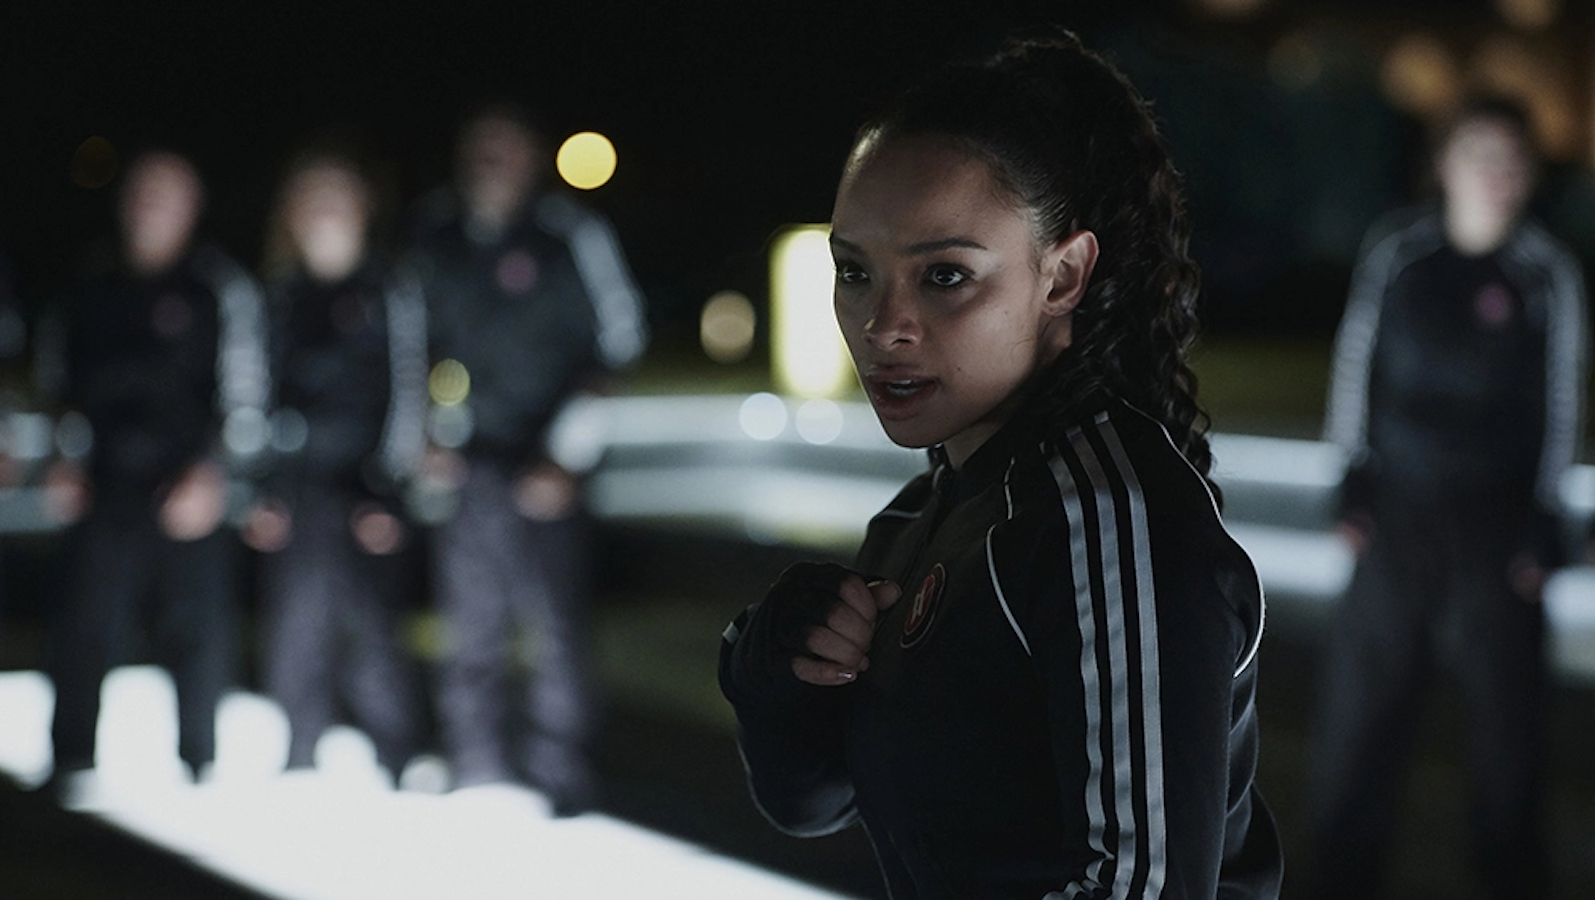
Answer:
[0, 670, 857, 900]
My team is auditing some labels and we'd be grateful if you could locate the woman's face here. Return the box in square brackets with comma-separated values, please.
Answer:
[831, 133, 1090, 467]
[120, 154, 202, 275]
[286, 164, 368, 282]
[1438, 116, 1534, 234]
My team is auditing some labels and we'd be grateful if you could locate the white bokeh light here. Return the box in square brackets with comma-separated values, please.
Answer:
[794, 399, 844, 446]
[738, 393, 788, 441]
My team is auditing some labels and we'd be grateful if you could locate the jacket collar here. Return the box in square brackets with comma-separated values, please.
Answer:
[929, 413, 1032, 505]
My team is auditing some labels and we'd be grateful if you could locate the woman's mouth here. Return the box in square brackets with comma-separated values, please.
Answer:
[867, 375, 938, 419]
[882, 379, 929, 398]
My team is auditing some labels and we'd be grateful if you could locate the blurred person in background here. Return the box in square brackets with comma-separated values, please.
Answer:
[0, 253, 23, 624]
[245, 146, 428, 784]
[1315, 95, 1588, 900]
[0, 252, 30, 464]
[35, 150, 270, 793]
[408, 103, 647, 813]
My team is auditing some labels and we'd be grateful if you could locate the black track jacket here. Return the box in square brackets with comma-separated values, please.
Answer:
[263, 263, 427, 495]
[722, 399, 1283, 899]
[409, 191, 647, 467]
[1323, 207, 1588, 536]
[40, 243, 269, 490]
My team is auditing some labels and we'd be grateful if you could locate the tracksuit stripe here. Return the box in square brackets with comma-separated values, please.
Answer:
[1323, 218, 1444, 453]
[1070, 423, 1141, 899]
[1046, 413, 1164, 898]
[1514, 224, 1588, 508]
[1048, 446, 1113, 896]
[1099, 416, 1169, 896]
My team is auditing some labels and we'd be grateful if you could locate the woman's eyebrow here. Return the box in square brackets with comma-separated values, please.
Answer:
[904, 237, 987, 254]
[829, 235, 864, 254]
[829, 235, 989, 255]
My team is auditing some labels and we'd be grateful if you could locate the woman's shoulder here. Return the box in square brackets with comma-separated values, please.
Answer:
[1027, 400, 1222, 526]
[1019, 401, 1262, 626]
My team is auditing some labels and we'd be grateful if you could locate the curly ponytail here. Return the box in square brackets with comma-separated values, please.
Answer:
[859, 33, 1213, 476]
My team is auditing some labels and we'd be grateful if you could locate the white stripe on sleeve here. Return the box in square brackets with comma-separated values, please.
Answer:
[377, 273, 430, 483]
[535, 194, 649, 369]
[1513, 225, 1589, 510]
[1046, 444, 1113, 899]
[1043, 413, 1166, 899]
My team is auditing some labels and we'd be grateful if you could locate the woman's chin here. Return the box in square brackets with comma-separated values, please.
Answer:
[876, 418, 943, 452]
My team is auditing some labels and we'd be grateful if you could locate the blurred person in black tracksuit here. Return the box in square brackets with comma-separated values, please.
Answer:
[0, 253, 24, 623]
[408, 104, 647, 812]
[36, 150, 270, 788]
[1313, 96, 1589, 900]
[244, 147, 428, 783]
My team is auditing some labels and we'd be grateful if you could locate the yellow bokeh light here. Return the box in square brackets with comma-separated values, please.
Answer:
[1194, 0, 1267, 17]
[701, 290, 757, 364]
[429, 359, 471, 406]
[556, 132, 618, 191]
[71, 135, 119, 189]
[1471, 35, 1578, 159]
[771, 225, 853, 400]
[1496, 0, 1559, 31]
[1268, 31, 1326, 91]
[1380, 33, 1461, 119]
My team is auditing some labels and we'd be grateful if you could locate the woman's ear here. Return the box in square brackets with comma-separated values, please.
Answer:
[1043, 230, 1099, 318]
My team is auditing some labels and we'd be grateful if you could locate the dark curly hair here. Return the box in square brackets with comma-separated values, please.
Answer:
[855, 33, 1214, 477]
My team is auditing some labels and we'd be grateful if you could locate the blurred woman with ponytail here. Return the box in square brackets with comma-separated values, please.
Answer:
[250, 145, 428, 785]
[719, 34, 1283, 898]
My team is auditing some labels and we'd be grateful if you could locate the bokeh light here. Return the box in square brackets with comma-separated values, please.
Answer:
[1471, 35, 1579, 159]
[556, 131, 618, 191]
[269, 408, 309, 454]
[738, 393, 788, 441]
[1380, 33, 1461, 120]
[429, 358, 471, 406]
[1496, 0, 1559, 31]
[794, 399, 844, 446]
[1268, 31, 1326, 91]
[70, 135, 119, 189]
[54, 410, 93, 460]
[770, 225, 852, 400]
[700, 290, 756, 364]
[222, 407, 270, 457]
[1193, 0, 1267, 18]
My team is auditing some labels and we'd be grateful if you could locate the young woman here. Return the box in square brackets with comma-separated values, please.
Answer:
[719, 35, 1283, 898]
[250, 148, 429, 783]
[1314, 96, 1586, 900]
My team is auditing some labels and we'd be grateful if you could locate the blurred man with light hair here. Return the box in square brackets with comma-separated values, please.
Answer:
[409, 104, 647, 814]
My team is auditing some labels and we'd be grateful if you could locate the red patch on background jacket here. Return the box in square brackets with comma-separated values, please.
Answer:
[496, 250, 539, 295]
[901, 563, 945, 649]
[1475, 283, 1515, 329]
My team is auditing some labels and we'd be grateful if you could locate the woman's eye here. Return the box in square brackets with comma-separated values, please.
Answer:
[835, 262, 869, 284]
[926, 265, 968, 288]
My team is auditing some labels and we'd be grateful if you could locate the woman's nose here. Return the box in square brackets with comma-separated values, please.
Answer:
[864, 284, 920, 349]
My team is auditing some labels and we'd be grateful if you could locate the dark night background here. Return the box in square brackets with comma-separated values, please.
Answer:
[8, 0, 1590, 349]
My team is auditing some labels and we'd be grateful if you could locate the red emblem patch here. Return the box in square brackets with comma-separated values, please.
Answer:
[496, 250, 539, 295]
[1474, 283, 1515, 329]
[901, 563, 945, 649]
[151, 293, 193, 340]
